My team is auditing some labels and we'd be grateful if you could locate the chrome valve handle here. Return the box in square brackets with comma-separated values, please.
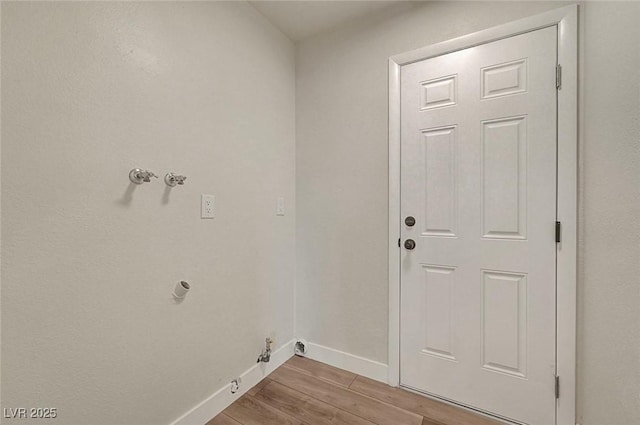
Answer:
[164, 172, 187, 187]
[129, 168, 158, 184]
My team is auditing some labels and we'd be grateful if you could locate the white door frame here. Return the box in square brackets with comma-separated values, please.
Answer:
[388, 5, 578, 425]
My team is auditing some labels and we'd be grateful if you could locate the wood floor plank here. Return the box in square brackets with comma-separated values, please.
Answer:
[224, 395, 302, 425]
[205, 413, 241, 425]
[285, 355, 357, 387]
[206, 361, 510, 425]
[254, 380, 377, 425]
[246, 378, 271, 396]
[421, 418, 444, 425]
[349, 376, 501, 425]
[271, 365, 422, 425]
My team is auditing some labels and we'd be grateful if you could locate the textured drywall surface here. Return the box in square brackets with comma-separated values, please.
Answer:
[295, 0, 569, 365]
[577, 2, 640, 424]
[296, 1, 640, 423]
[1, 2, 295, 424]
[249, 1, 399, 41]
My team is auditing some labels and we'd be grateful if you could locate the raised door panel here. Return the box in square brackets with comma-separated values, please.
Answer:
[481, 116, 527, 240]
[423, 126, 457, 237]
[481, 270, 528, 378]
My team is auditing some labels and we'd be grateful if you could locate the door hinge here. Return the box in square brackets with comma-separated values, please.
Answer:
[556, 64, 562, 89]
[555, 221, 562, 243]
[555, 376, 560, 399]
[398, 238, 401, 248]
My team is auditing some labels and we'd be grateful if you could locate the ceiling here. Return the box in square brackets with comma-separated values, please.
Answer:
[249, 1, 403, 42]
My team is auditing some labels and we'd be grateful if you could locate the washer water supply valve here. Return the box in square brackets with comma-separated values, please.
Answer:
[129, 168, 158, 184]
[164, 172, 187, 187]
[257, 337, 274, 363]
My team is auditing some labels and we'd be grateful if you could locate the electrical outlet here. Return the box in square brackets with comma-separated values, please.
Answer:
[201, 194, 215, 219]
[295, 339, 308, 355]
[230, 377, 241, 394]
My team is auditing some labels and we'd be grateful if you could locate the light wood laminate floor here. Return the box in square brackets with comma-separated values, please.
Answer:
[206, 356, 502, 425]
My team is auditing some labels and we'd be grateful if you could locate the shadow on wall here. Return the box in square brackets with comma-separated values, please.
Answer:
[116, 182, 137, 207]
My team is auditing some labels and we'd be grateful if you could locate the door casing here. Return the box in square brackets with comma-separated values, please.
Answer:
[388, 5, 578, 425]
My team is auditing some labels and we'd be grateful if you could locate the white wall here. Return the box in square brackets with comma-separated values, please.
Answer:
[1, 2, 295, 424]
[296, 2, 640, 424]
[578, 3, 640, 423]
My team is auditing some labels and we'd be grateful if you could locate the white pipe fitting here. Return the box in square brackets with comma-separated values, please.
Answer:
[173, 281, 190, 299]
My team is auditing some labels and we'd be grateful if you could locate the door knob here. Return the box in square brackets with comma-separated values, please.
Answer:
[404, 239, 416, 250]
[405, 216, 416, 227]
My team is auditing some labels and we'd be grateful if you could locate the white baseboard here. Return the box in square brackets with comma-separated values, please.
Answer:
[169, 339, 295, 425]
[303, 342, 388, 383]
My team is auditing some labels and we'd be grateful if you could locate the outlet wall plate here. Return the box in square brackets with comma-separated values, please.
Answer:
[201, 194, 215, 219]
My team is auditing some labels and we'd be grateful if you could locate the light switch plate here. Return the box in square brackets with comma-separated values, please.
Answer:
[201, 194, 215, 219]
[276, 197, 285, 216]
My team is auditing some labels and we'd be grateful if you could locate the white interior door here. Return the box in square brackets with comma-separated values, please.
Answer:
[400, 27, 558, 425]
